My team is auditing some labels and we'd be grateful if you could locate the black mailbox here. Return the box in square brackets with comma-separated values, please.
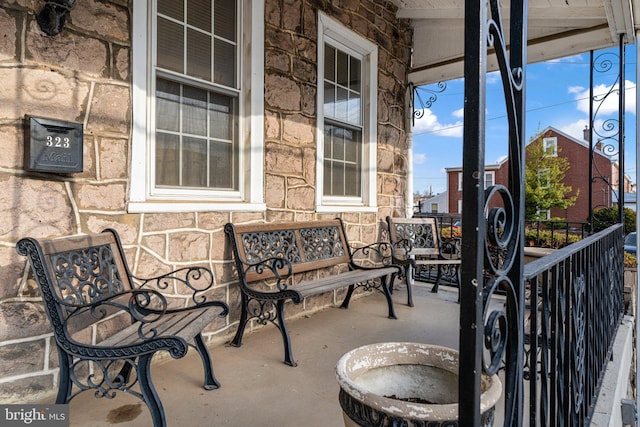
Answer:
[25, 116, 83, 173]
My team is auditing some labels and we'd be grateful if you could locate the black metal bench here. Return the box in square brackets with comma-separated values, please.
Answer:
[386, 216, 461, 305]
[16, 229, 229, 427]
[224, 218, 401, 366]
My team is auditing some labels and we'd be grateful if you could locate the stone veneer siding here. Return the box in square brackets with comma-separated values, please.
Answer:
[0, 0, 411, 402]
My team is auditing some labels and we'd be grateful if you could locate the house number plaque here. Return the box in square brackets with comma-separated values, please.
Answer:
[25, 116, 83, 173]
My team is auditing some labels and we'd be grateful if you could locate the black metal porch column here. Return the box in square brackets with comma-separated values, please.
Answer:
[460, 0, 527, 425]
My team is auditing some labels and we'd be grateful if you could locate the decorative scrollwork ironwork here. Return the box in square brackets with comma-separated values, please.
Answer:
[411, 82, 447, 126]
[299, 226, 346, 261]
[242, 230, 301, 265]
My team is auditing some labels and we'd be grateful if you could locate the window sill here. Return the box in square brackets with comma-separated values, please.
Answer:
[127, 201, 267, 213]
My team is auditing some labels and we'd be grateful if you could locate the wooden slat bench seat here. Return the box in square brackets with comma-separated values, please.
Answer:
[224, 218, 401, 366]
[386, 216, 462, 305]
[16, 229, 229, 427]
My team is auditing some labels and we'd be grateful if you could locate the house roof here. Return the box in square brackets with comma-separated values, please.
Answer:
[391, 0, 638, 85]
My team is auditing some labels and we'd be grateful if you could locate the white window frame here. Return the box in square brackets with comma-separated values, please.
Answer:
[484, 171, 495, 189]
[458, 199, 462, 214]
[543, 137, 558, 157]
[537, 209, 551, 220]
[316, 13, 378, 213]
[538, 168, 551, 189]
[458, 172, 463, 191]
[129, 0, 265, 213]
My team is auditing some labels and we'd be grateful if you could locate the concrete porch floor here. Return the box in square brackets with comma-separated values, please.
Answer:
[62, 283, 465, 427]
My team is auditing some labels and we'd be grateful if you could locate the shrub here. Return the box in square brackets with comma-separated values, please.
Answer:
[624, 252, 637, 268]
[592, 206, 636, 233]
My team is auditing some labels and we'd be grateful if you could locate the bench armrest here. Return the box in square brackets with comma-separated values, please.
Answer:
[65, 288, 170, 340]
[439, 237, 461, 260]
[349, 241, 396, 269]
[133, 267, 225, 311]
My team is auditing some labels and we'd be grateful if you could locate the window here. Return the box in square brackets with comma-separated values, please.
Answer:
[431, 203, 438, 213]
[484, 171, 495, 189]
[458, 199, 462, 214]
[130, 0, 265, 212]
[316, 13, 377, 212]
[537, 209, 550, 220]
[543, 137, 557, 156]
[458, 172, 462, 191]
[538, 168, 550, 189]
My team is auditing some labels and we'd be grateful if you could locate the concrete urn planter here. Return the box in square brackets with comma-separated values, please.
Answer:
[336, 342, 502, 427]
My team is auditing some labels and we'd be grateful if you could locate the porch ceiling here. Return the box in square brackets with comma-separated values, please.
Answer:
[393, 0, 639, 85]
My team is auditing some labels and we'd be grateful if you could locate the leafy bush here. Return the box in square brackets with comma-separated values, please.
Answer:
[524, 228, 582, 248]
[624, 252, 637, 268]
[592, 206, 636, 233]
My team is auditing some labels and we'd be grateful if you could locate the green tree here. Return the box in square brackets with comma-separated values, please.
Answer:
[525, 138, 578, 219]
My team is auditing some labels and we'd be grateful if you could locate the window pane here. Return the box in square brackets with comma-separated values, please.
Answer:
[324, 82, 335, 118]
[324, 45, 335, 81]
[335, 87, 348, 121]
[345, 161, 359, 196]
[331, 161, 344, 196]
[336, 50, 349, 86]
[182, 137, 207, 187]
[323, 159, 332, 193]
[156, 78, 180, 132]
[209, 93, 234, 140]
[334, 130, 345, 160]
[187, 28, 212, 81]
[344, 130, 358, 162]
[348, 92, 361, 124]
[156, 132, 180, 186]
[157, 17, 184, 73]
[350, 56, 361, 93]
[183, 86, 208, 136]
[159, 0, 184, 20]
[215, 0, 236, 41]
[214, 39, 236, 87]
[187, 0, 211, 32]
[210, 140, 232, 187]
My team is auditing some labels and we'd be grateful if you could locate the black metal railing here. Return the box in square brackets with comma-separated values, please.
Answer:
[524, 220, 591, 248]
[523, 223, 625, 425]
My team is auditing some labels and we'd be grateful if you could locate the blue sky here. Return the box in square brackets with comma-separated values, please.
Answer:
[411, 46, 637, 195]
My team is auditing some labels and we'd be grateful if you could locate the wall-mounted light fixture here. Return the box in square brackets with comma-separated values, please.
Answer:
[36, 0, 77, 36]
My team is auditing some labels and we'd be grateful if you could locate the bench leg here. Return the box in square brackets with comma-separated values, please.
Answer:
[194, 333, 221, 390]
[381, 275, 398, 319]
[340, 284, 356, 309]
[56, 351, 73, 404]
[275, 299, 297, 367]
[404, 264, 415, 307]
[230, 292, 249, 347]
[431, 266, 443, 293]
[138, 354, 167, 427]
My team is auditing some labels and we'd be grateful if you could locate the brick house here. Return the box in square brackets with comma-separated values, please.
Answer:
[446, 126, 625, 224]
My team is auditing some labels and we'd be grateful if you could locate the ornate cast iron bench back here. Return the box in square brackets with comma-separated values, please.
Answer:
[224, 218, 401, 366]
[386, 216, 462, 305]
[16, 229, 229, 427]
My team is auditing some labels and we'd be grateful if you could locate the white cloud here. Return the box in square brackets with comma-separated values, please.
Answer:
[558, 119, 589, 141]
[412, 108, 463, 137]
[569, 81, 636, 116]
[452, 108, 464, 118]
[414, 153, 427, 164]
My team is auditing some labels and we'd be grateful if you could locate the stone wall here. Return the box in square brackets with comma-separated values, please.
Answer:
[0, 0, 411, 403]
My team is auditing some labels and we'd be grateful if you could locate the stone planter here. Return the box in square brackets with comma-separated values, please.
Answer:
[336, 342, 502, 427]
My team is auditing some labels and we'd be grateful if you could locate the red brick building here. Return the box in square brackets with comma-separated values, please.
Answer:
[446, 127, 624, 224]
